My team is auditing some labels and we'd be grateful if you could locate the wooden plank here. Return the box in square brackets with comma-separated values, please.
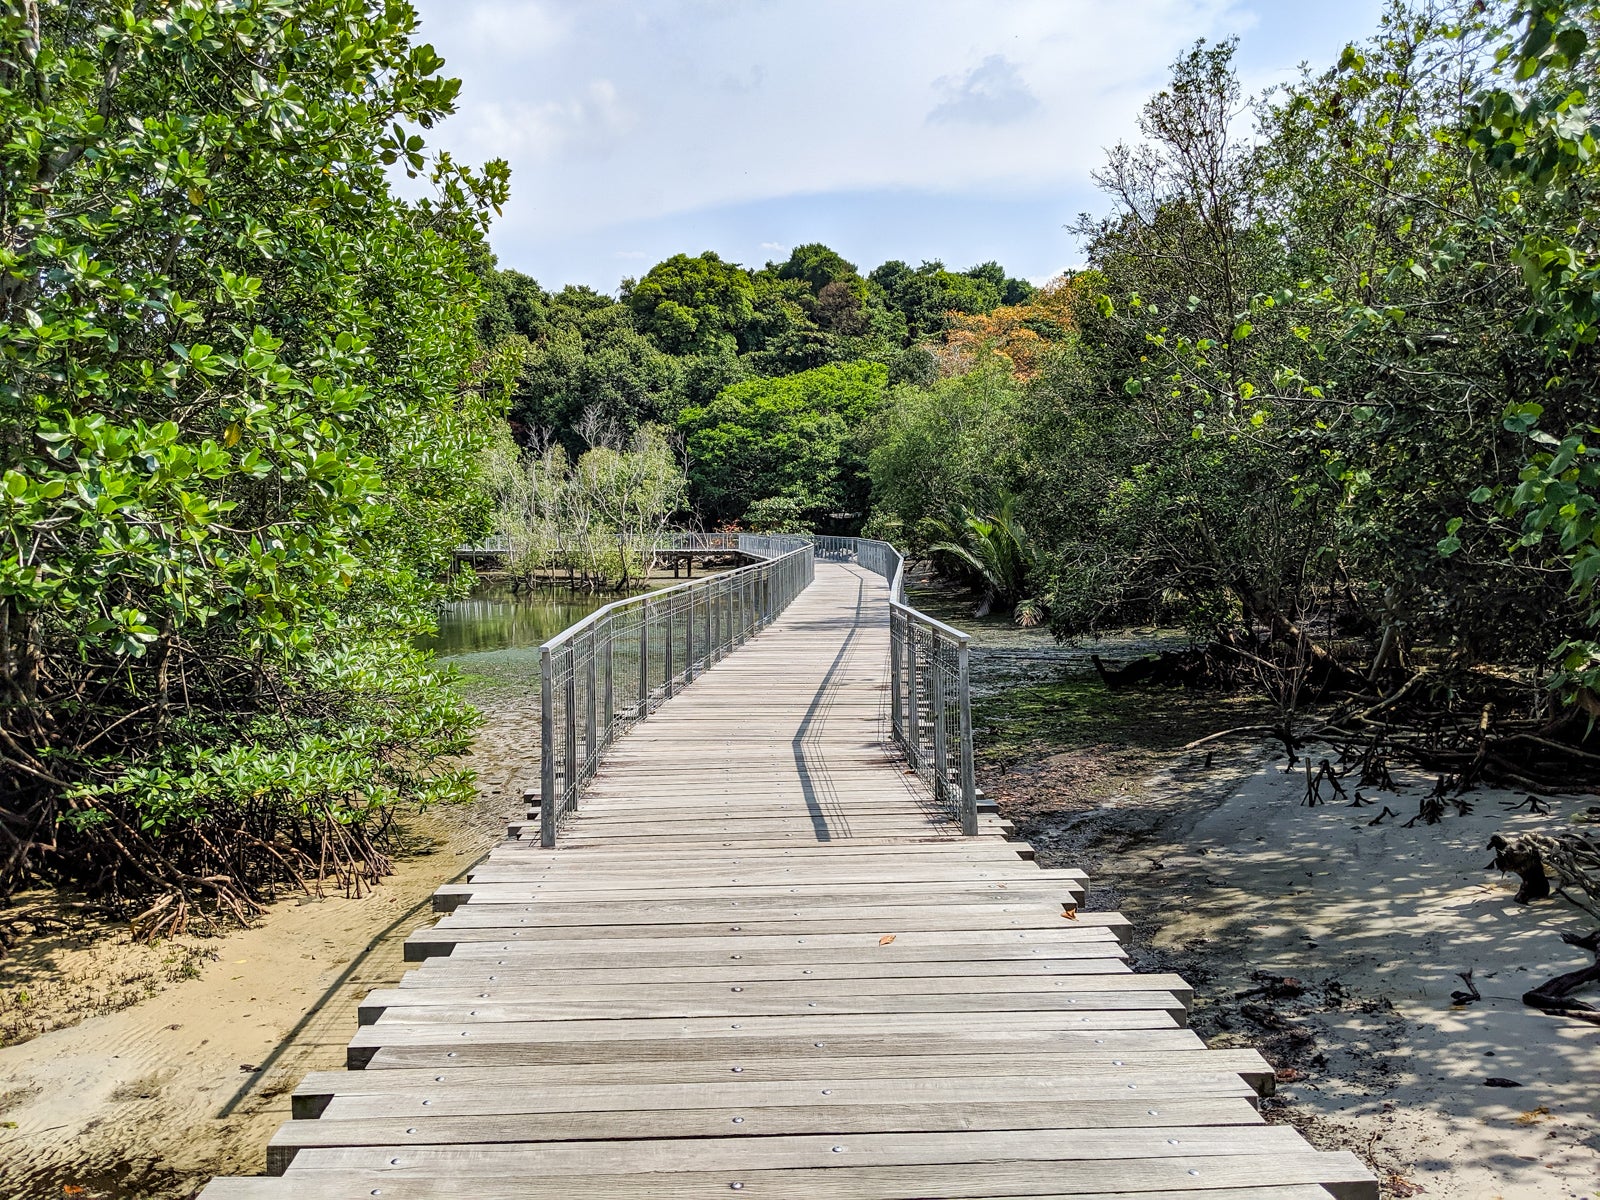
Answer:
[206, 1181, 1345, 1200]
[268, 1102, 1271, 1171]
[460, 865, 1069, 888]
[435, 880, 1081, 912]
[433, 901, 1087, 930]
[399, 957, 1133, 986]
[364, 972, 1192, 1008]
[403, 913, 1134, 957]
[293, 1052, 1277, 1115]
[355, 1007, 1182, 1041]
[460, 869, 1060, 890]
[521, 833, 1030, 852]
[476, 843, 1052, 864]
[345, 1012, 1182, 1069]
[371, 972, 1189, 1004]
[260, 1155, 1378, 1200]
[357, 989, 1191, 1026]
[275, 1127, 1332, 1174]
[347, 1026, 1207, 1069]
[409, 928, 1132, 966]
[397, 958, 1136, 987]
[198, 561, 1369, 1200]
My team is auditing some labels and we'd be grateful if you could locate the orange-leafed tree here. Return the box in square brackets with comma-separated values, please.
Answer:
[934, 274, 1082, 379]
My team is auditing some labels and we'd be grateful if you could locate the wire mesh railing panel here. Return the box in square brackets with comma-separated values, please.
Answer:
[536, 530, 970, 844]
[814, 535, 977, 834]
[538, 536, 814, 845]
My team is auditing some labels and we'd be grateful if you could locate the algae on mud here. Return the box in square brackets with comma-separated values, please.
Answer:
[973, 678, 1272, 766]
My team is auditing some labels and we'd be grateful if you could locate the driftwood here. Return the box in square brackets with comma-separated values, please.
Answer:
[1487, 829, 1600, 917]
[1523, 930, 1600, 1024]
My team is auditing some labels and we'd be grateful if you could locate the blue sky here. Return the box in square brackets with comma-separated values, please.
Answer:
[406, 0, 1387, 291]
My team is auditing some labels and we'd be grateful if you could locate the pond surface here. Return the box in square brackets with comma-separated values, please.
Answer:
[428, 586, 622, 657]
[426, 585, 627, 689]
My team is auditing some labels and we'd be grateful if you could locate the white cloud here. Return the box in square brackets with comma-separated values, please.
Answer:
[928, 55, 1040, 126]
[404, 0, 1387, 282]
[471, 80, 632, 165]
[460, 1, 570, 57]
[412, 0, 1243, 237]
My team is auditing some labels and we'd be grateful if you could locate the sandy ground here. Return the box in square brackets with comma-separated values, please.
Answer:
[918, 573, 1599, 1198]
[0, 687, 536, 1200]
[976, 663, 1600, 1200]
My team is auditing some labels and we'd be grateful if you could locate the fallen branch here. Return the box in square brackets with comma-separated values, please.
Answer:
[1523, 930, 1600, 1025]
[1181, 725, 1287, 751]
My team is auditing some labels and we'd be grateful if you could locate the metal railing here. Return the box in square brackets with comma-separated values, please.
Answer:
[533, 530, 978, 844]
[816, 536, 978, 836]
[536, 533, 813, 845]
[658, 531, 741, 552]
[462, 531, 737, 557]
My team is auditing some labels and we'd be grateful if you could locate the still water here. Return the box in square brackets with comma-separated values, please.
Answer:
[428, 585, 621, 658]
[426, 585, 627, 688]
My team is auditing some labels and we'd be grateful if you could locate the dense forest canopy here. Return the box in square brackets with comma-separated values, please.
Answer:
[4, 0, 1599, 920]
[1, 0, 512, 926]
[477, 243, 1033, 528]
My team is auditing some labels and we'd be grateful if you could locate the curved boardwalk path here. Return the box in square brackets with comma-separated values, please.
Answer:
[202, 563, 1374, 1200]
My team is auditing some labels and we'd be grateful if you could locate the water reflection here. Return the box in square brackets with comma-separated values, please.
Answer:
[428, 586, 622, 660]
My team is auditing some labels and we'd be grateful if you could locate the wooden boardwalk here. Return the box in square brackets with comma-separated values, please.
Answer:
[201, 564, 1375, 1199]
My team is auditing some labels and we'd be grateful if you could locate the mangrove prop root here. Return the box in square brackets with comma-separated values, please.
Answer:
[1524, 930, 1600, 1024]
[1487, 834, 1553, 903]
[1486, 830, 1600, 919]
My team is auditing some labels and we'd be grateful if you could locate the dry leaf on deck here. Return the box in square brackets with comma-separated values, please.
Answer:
[878, 934, 896, 945]
[1061, 907, 1079, 920]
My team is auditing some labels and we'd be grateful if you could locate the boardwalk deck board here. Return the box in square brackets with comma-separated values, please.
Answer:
[199, 562, 1375, 1200]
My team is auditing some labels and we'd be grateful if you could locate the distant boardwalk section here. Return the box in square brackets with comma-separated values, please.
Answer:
[201, 543, 1375, 1200]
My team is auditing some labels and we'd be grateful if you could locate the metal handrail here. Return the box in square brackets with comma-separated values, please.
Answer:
[463, 531, 740, 557]
[657, 531, 741, 552]
[533, 531, 978, 845]
[815, 536, 978, 835]
[536, 533, 814, 846]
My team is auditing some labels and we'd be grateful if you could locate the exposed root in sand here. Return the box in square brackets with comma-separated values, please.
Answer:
[963, 614, 1600, 1200]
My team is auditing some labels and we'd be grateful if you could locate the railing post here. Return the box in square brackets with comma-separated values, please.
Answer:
[685, 590, 696, 684]
[710, 576, 720, 662]
[889, 605, 904, 743]
[932, 641, 949, 814]
[602, 628, 614, 749]
[957, 637, 978, 836]
[564, 643, 577, 816]
[539, 646, 555, 847]
[664, 595, 676, 698]
[638, 598, 650, 715]
[584, 626, 597, 769]
[905, 621, 920, 765]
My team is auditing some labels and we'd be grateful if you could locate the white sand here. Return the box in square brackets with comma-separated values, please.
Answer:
[1114, 757, 1599, 1199]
